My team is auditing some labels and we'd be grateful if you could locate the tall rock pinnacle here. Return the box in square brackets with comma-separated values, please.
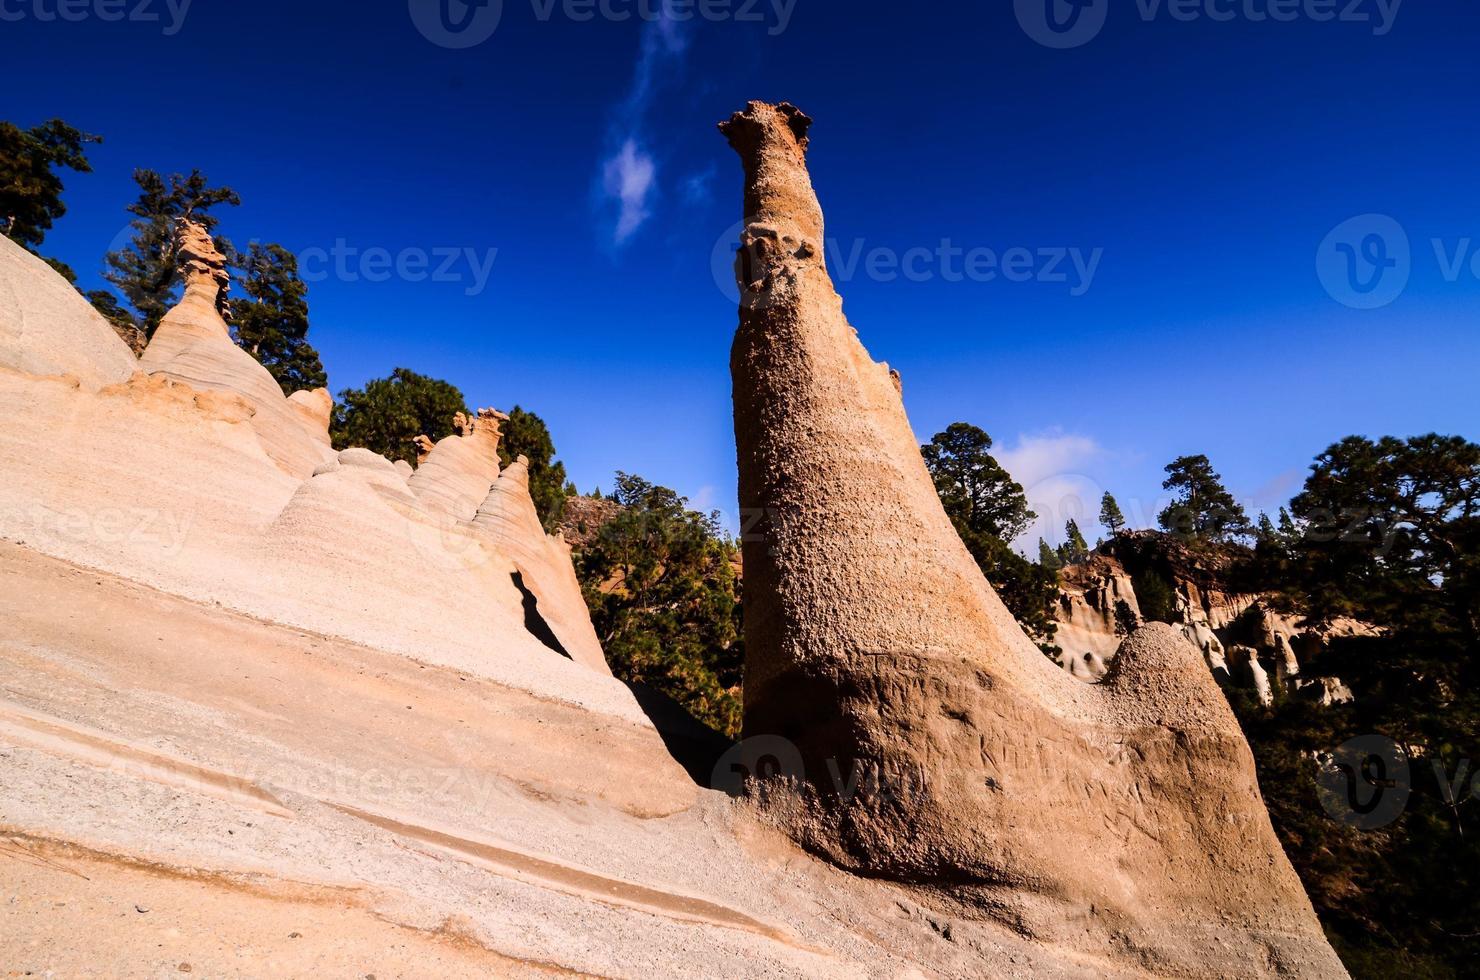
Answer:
[175, 218, 231, 321]
[722, 101, 1347, 977]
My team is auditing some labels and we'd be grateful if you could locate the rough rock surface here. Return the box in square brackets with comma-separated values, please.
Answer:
[287, 384, 334, 436]
[557, 494, 624, 549]
[408, 408, 508, 521]
[2, 231, 622, 720]
[724, 100, 1346, 977]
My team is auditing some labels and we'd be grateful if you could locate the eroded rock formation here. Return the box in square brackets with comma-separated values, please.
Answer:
[0, 230, 620, 717]
[474, 455, 611, 675]
[1053, 539, 1367, 711]
[407, 408, 508, 520]
[139, 220, 333, 477]
[723, 100, 1346, 977]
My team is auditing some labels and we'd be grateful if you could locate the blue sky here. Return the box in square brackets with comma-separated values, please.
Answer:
[6, 0, 1478, 546]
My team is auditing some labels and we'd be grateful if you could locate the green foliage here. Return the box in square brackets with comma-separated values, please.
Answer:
[922, 423, 1035, 541]
[1131, 568, 1178, 624]
[1037, 537, 1061, 571]
[1285, 434, 1479, 639]
[42, 255, 77, 282]
[1157, 454, 1251, 543]
[576, 473, 743, 738]
[330, 368, 469, 467]
[103, 169, 239, 336]
[1221, 433, 1480, 977]
[0, 118, 100, 248]
[228, 242, 327, 396]
[923, 423, 1059, 652]
[86, 290, 134, 329]
[1058, 519, 1090, 564]
[1099, 492, 1127, 538]
[497, 406, 569, 531]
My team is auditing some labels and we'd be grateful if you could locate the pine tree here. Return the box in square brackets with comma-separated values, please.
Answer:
[0, 119, 100, 249]
[330, 368, 469, 467]
[1099, 492, 1127, 539]
[1037, 537, 1061, 571]
[102, 169, 239, 337]
[228, 243, 326, 396]
[1062, 519, 1089, 564]
[1157, 454, 1251, 543]
[923, 424, 1059, 651]
[577, 473, 743, 737]
[922, 423, 1035, 541]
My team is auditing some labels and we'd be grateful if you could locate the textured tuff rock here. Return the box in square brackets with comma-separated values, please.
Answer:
[286, 385, 333, 436]
[1229, 645, 1275, 706]
[1052, 540, 1368, 713]
[407, 408, 508, 521]
[0, 235, 138, 388]
[139, 220, 334, 478]
[474, 456, 612, 675]
[1054, 554, 1141, 659]
[724, 101, 1346, 977]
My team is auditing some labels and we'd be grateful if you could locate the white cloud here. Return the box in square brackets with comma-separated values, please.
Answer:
[603, 140, 657, 244]
[680, 166, 716, 206]
[994, 432, 1113, 550]
[597, 11, 693, 245]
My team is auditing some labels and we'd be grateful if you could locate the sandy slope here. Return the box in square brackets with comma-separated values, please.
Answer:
[0, 541, 1145, 978]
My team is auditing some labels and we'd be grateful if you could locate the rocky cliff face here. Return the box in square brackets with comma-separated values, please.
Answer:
[724, 101, 1345, 977]
[1053, 531, 1365, 708]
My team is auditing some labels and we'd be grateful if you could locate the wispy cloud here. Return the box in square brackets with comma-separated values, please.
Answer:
[604, 140, 657, 243]
[680, 165, 717, 207]
[597, 12, 693, 245]
[995, 432, 1115, 549]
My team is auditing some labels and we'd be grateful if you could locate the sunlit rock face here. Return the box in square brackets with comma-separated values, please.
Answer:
[724, 100, 1347, 978]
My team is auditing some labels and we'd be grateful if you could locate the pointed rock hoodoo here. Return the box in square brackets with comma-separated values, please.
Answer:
[473, 455, 611, 676]
[722, 101, 1347, 977]
[407, 408, 508, 521]
[139, 220, 332, 476]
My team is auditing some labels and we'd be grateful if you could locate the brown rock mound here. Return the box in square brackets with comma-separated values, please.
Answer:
[723, 100, 1346, 978]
